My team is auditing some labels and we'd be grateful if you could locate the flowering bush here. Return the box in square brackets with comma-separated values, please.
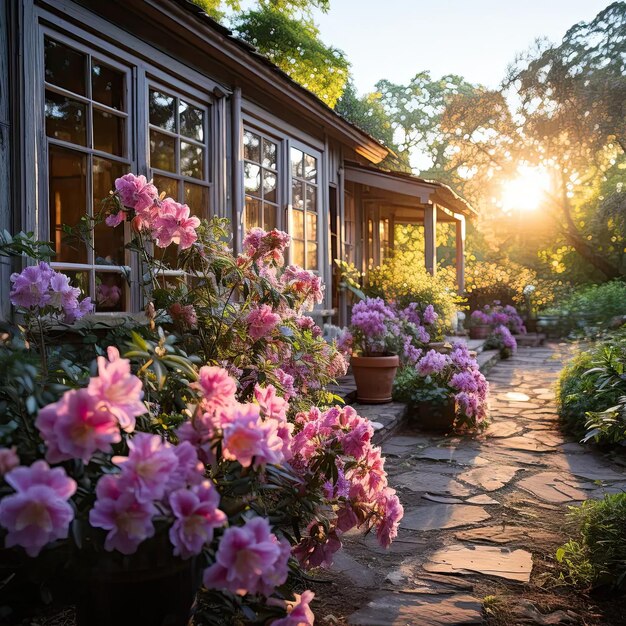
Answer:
[469, 302, 526, 334]
[392, 342, 489, 429]
[0, 174, 402, 625]
[485, 325, 518, 359]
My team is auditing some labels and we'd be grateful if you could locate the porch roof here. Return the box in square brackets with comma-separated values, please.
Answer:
[344, 161, 478, 220]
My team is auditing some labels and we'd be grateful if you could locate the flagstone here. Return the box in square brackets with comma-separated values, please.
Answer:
[517, 471, 590, 503]
[454, 525, 561, 545]
[394, 470, 473, 497]
[483, 420, 522, 438]
[466, 494, 499, 505]
[458, 465, 520, 491]
[401, 504, 491, 531]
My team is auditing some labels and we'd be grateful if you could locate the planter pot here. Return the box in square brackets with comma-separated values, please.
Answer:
[351, 354, 399, 404]
[408, 398, 456, 432]
[524, 318, 538, 333]
[469, 325, 491, 340]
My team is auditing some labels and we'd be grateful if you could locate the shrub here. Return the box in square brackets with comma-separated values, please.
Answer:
[557, 493, 626, 589]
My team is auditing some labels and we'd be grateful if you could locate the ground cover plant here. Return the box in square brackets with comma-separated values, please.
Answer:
[0, 174, 403, 625]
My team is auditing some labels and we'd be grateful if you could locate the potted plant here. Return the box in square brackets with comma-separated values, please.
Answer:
[347, 297, 401, 403]
[484, 324, 518, 359]
[468, 310, 492, 339]
[392, 343, 490, 432]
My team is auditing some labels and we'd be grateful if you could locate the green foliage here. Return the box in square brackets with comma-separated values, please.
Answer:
[392, 366, 449, 405]
[557, 493, 626, 589]
[0, 230, 54, 260]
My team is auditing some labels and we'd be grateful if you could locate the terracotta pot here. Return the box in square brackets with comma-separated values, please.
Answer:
[469, 325, 491, 340]
[409, 398, 456, 432]
[351, 354, 399, 404]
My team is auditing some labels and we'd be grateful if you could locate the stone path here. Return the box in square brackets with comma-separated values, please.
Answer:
[321, 345, 626, 625]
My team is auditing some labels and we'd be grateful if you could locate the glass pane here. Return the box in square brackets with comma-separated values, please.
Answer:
[48, 146, 88, 263]
[263, 170, 277, 203]
[292, 239, 305, 267]
[45, 91, 87, 145]
[244, 163, 261, 195]
[153, 174, 179, 200]
[92, 63, 124, 110]
[149, 90, 175, 132]
[245, 196, 261, 230]
[262, 139, 277, 169]
[292, 209, 304, 239]
[307, 242, 318, 270]
[304, 153, 317, 183]
[263, 204, 277, 231]
[292, 180, 304, 210]
[184, 183, 209, 214]
[179, 101, 204, 141]
[180, 142, 204, 179]
[150, 130, 176, 173]
[93, 157, 127, 265]
[305, 185, 317, 212]
[243, 130, 261, 163]
[95, 272, 126, 312]
[306, 212, 317, 241]
[291, 147, 304, 179]
[93, 109, 125, 156]
[44, 38, 86, 96]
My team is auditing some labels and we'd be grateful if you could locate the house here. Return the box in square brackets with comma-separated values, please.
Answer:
[0, 0, 477, 324]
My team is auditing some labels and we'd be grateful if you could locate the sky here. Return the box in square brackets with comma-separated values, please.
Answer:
[312, 0, 613, 95]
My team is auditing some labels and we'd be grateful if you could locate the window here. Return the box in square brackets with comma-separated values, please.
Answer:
[380, 218, 390, 261]
[290, 147, 319, 270]
[344, 191, 356, 265]
[243, 129, 279, 232]
[44, 36, 130, 312]
[148, 87, 211, 214]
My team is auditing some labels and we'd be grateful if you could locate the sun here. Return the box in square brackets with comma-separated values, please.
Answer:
[501, 166, 552, 213]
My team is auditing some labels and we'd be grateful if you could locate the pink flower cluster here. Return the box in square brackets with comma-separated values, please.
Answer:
[290, 405, 403, 566]
[271, 591, 315, 626]
[281, 265, 324, 310]
[470, 302, 526, 334]
[491, 324, 518, 353]
[107, 174, 200, 250]
[10, 262, 93, 321]
[242, 227, 291, 265]
[0, 461, 76, 556]
[247, 304, 281, 341]
[35, 347, 145, 463]
[416, 349, 449, 376]
[89, 432, 223, 555]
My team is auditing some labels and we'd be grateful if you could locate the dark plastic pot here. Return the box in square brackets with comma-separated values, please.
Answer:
[469, 325, 490, 340]
[351, 355, 399, 404]
[408, 398, 456, 432]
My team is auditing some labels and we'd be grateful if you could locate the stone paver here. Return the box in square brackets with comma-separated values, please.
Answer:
[324, 345, 626, 625]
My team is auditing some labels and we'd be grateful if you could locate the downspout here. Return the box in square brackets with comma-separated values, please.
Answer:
[231, 87, 243, 254]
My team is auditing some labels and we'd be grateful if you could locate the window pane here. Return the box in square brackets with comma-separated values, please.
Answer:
[291, 148, 304, 178]
[245, 196, 261, 230]
[304, 153, 317, 183]
[153, 174, 179, 200]
[243, 130, 260, 163]
[92, 63, 124, 110]
[93, 157, 127, 265]
[292, 239, 305, 267]
[184, 183, 209, 214]
[262, 139, 277, 169]
[149, 90, 175, 132]
[180, 142, 204, 179]
[96, 272, 126, 312]
[292, 210, 304, 239]
[263, 170, 277, 203]
[307, 242, 318, 270]
[179, 101, 204, 141]
[305, 185, 317, 212]
[263, 204, 277, 231]
[150, 130, 176, 173]
[93, 109, 125, 156]
[292, 180, 304, 210]
[244, 163, 261, 195]
[306, 212, 317, 241]
[45, 91, 87, 145]
[44, 38, 86, 96]
[48, 146, 87, 263]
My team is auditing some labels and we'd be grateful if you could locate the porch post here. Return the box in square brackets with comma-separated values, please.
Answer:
[424, 204, 437, 275]
[456, 216, 466, 294]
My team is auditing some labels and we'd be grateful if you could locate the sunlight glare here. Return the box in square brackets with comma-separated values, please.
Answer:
[501, 166, 552, 212]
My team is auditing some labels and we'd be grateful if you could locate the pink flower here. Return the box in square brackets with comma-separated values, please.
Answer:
[88, 346, 146, 432]
[272, 591, 315, 626]
[202, 516, 290, 596]
[165, 441, 206, 492]
[221, 404, 284, 468]
[36, 389, 121, 464]
[89, 474, 156, 554]
[254, 384, 289, 422]
[246, 304, 281, 341]
[114, 433, 179, 503]
[9, 262, 53, 309]
[191, 366, 237, 412]
[105, 211, 125, 228]
[0, 461, 76, 556]
[152, 198, 200, 249]
[0, 447, 19, 475]
[375, 488, 403, 548]
[168, 482, 226, 559]
[292, 524, 341, 569]
[115, 174, 158, 213]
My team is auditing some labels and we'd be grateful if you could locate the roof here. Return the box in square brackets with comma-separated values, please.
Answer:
[164, 0, 389, 163]
[344, 161, 478, 219]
